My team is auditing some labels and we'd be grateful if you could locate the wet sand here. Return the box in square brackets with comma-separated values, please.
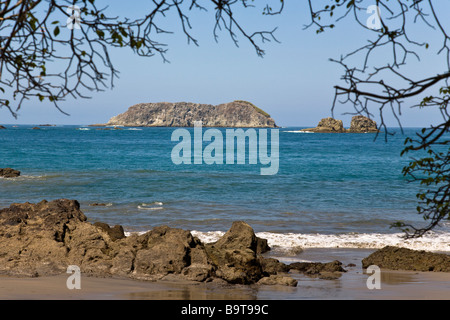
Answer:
[1, 248, 449, 300]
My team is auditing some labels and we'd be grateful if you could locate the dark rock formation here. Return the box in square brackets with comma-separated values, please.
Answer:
[0, 125, 6, 129]
[289, 260, 347, 280]
[212, 220, 270, 254]
[348, 115, 378, 133]
[257, 275, 298, 286]
[259, 257, 290, 274]
[96, 101, 277, 128]
[204, 221, 282, 285]
[93, 222, 126, 241]
[300, 117, 345, 133]
[132, 225, 212, 281]
[0, 168, 21, 178]
[0, 200, 295, 286]
[362, 246, 450, 272]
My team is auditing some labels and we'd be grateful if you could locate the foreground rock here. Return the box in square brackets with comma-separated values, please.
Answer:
[204, 221, 273, 284]
[0, 168, 21, 178]
[301, 115, 379, 133]
[0, 200, 295, 286]
[289, 260, 347, 280]
[362, 246, 450, 272]
[94, 101, 277, 128]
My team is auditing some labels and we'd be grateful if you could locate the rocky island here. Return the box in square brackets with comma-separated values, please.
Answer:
[301, 115, 379, 133]
[92, 101, 277, 128]
[0, 168, 21, 178]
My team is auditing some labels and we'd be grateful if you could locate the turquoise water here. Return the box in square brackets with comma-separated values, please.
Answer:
[1, 125, 449, 252]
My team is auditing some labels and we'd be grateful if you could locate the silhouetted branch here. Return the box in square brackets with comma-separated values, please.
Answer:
[0, 0, 283, 117]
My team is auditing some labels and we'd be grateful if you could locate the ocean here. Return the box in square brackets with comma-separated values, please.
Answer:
[1, 125, 449, 255]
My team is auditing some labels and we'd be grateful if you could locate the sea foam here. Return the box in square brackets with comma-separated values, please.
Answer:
[190, 230, 450, 253]
[122, 229, 450, 253]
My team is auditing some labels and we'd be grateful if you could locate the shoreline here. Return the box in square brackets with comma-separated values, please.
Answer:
[1, 248, 449, 300]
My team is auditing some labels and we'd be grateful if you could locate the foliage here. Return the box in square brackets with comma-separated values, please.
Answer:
[0, 0, 282, 117]
[234, 100, 271, 117]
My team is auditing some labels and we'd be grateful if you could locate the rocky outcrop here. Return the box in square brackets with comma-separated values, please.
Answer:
[97, 101, 277, 128]
[362, 246, 450, 272]
[204, 221, 275, 284]
[289, 260, 347, 280]
[0, 168, 21, 178]
[0, 200, 296, 286]
[0, 125, 6, 129]
[300, 117, 345, 133]
[93, 222, 126, 241]
[301, 115, 379, 133]
[348, 115, 378, 133]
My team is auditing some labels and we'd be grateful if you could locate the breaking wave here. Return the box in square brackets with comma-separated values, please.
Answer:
[137, 201, 164, 210]
[189, 230, 450, 253]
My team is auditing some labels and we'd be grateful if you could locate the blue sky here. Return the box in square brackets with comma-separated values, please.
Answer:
[1, 1, 449, 127]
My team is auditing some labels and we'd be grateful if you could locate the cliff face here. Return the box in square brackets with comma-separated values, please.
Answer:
[104, 101, 277, 128]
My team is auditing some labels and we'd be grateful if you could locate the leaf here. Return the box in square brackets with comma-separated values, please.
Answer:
[96, 29, 105, 38]
[54, 26, 60, 37]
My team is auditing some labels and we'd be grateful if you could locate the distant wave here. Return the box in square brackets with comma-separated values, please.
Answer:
[284, 130, 313, 133]
[144, 201, 163, 206]
[124, 230, 148, 237]
[0, 174, 59, 181]
[189, 230, 450, 253]
[137, 201, 164, 210]
[77, 128, 90, 131]
[137, 206, 163, 210]
[127, 128, 143, 131]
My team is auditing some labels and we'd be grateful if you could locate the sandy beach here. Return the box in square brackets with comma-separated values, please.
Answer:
[1, 249, 449, 300]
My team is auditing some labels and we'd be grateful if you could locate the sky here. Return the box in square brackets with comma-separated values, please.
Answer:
[1, 1, 449, 128]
